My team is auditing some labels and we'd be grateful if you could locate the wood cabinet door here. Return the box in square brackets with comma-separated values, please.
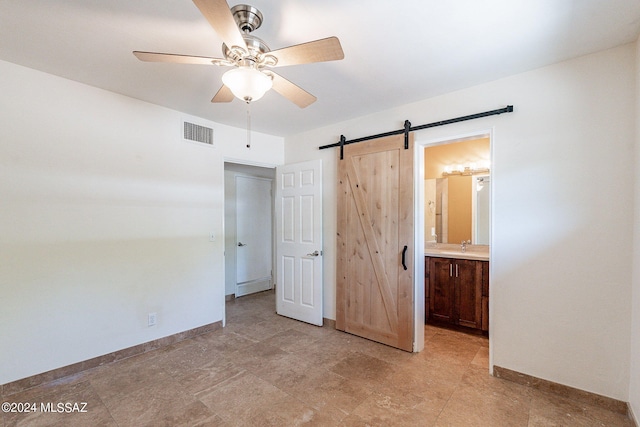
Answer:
[454, 259, 482, 329]
[481, 261, 489, 332]
[336, 134, 414, 351]
[428, 257, 454, 323]
[424, 257, 430, 322]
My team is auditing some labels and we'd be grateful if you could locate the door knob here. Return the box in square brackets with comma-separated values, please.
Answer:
[307, 250, 320, 257]
[237, 242, 247, 247]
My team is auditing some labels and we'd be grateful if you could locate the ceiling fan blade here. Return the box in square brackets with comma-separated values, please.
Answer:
[270, 72, 317, 108]
[133, 51, 224, 65]
[211, 85, 234, 103]
[192, 0, 247, 52]
[268, 37, 344, 67]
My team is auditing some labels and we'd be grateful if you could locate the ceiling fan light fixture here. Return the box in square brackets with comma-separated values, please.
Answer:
[222, 67, 272, 103]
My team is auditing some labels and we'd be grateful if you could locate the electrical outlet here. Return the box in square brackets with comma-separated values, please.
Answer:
[209, 232, 216, 242]
[148, 312, 157, 327]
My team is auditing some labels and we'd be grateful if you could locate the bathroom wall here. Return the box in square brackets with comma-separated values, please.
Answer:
[285, 43, 635, 401]
[424, 138, 490, 178]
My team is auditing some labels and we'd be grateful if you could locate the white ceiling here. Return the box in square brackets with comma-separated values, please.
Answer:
[1, 0, 639, 137]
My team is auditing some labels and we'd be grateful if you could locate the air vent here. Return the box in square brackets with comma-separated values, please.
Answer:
[183, 121, 213, 146]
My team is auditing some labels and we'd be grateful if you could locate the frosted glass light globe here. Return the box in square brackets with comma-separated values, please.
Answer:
[222, 67, 273, 102]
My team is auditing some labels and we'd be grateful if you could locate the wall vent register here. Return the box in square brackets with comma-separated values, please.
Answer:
[183, 121, 213, 146]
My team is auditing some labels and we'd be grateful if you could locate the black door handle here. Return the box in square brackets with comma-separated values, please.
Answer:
[401, 245, 408, 270]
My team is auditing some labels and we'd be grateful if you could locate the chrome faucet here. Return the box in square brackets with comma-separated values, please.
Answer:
[461, 240, 471, 252]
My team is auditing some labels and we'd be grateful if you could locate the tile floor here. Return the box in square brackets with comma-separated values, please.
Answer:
[1, 290, 635, 426]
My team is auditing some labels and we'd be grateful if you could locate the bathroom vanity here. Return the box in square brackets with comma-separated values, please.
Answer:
[424, 245, 489, 334]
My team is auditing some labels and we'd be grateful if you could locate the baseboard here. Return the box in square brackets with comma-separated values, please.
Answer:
[236, 278, 271, 297]
[1, 321, 222, 396]
[323, 317, 336, 328]
[493, 365, 630, 417]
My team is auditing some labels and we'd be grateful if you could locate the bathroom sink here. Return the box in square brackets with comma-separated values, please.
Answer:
[424, 248, 489, 261]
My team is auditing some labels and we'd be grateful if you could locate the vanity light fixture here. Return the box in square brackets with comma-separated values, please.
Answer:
[442, 161, 490, 177]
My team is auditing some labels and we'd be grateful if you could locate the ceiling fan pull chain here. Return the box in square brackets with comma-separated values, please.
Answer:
[246, 102, 251, 148]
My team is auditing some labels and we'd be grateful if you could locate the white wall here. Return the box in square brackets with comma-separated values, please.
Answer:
[629, 36, 640, 422]
[0, 59, 284, 384]
[285, 43, 636, 401]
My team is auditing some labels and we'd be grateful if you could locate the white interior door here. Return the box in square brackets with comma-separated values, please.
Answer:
[235, 175, 272, 297]
[275, 159, 323, 326]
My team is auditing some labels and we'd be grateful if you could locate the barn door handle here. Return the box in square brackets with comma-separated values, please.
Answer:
[237, 242, 247, 247]
[401, 245, 408, 270]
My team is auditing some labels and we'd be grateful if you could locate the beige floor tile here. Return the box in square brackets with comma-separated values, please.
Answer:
[251, 353, 316, 392]
[291, 334, 356, 371]
[286, 366, 373, 421]
[330, 351, 397, 388]
[191, 329, 257, 353]
[88, 360, 172, 407]
[228, 340, 290, 372]
[435, 376, 532, 427]
[287, 318, 337, 339]
[260, 328, 320, 353]
[351, 390, 440, 426]
[471, 346, 490, 367]
[528, 390, 635, 427]
[387, 357, 463, 404]
[246, 394, 340, 427]
[228, 318, 291, 342]
[195, 371, 290, 424]
[3, 380, 116, 427]
[172, 360, 246, 395]
[7, 290, 634, 427]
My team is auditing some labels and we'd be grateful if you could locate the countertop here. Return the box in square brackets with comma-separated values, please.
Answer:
[424, 244, 490, 261]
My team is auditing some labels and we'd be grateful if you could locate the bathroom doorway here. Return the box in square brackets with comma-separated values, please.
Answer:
[416, 130, 492, 349]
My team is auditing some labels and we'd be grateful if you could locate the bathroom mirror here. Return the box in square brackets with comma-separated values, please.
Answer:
[424, 137, 490, 245]
[474, 175, 490, 244]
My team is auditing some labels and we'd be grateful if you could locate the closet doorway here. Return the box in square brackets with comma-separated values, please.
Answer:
[224, 162, 275, 299]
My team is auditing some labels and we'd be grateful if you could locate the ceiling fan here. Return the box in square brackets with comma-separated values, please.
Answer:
[133, 0, 344, 108]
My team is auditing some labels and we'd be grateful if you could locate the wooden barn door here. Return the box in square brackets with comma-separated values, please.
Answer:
[336, 134, 414, 351]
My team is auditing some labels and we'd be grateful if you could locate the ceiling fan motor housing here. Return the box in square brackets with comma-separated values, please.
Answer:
[223, 5, 273, 67]
[222, 33, 270, 66]
[231, 4, 263, 32]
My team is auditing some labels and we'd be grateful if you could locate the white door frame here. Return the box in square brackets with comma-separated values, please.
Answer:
[223, 160, 278, 323]
[414, 128, 494, 353]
